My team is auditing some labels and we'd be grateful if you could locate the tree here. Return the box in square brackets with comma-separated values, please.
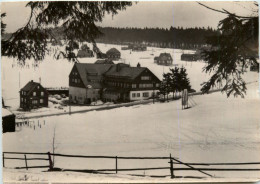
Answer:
[179, 66, 191, 92]
[1, 1, 133, 65]
[199, 2, 259, 98]
[1, 13, 6, 35]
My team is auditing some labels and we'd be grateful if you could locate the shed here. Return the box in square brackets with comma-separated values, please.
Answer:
[2, 108, 15, 133]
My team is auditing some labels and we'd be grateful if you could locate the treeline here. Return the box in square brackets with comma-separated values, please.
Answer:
[2, 26, 218, 50]
[96, 26, 218, 49]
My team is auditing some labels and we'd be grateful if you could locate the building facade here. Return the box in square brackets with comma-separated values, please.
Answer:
[20, 80, 48, 110]
[69, 63, 113, 104]
[154, 53, 173, 66]
[106, 48, 121, 60]
[69, 63, 161, 104]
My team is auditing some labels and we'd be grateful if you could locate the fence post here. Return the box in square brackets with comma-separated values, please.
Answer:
[47, 152, 53, 171]
[170, 154, 174, 179]
[115, 156, 118, 174]
[3, 153, 5, 168]
[24, 154, 28, 170]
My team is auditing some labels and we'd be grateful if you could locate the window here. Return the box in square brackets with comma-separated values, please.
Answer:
[141, 76, 150, 80]
[41, 92, 44, 96]
[132, 93, 136, 98]
[21, 91, 23, 95]
[21, 98, 23, 102]
[40, 99, 44, 103]
[32, 100, 38, 104]
[143, 92, 149, 97]
[33, 92, 36, 96]
[37, 86, 40, 89]
[24, 91, 26, 95]
[137, 93, 140, 97]
[24, 99, 26, 103]
[156, 83, 160, 87]
[132, 84, 136, 88]
[139, 84, 153, 88]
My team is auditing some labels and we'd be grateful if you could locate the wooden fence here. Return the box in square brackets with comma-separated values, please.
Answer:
[3, 151, 260, 179]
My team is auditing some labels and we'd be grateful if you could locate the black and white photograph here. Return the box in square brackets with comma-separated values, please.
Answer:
[1, 1, 260, 183]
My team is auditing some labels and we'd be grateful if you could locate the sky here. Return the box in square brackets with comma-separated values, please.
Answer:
[0, 1, 258, 33]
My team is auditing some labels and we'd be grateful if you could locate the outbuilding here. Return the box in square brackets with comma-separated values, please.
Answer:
[2, 108, 15, 133]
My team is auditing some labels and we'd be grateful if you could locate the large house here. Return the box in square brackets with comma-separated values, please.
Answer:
[154, 53, 173, 66]
[20, 80, 49, 110]
[103, 63, 161, 102]
[106, 48, 121, 60]
[69, 63, 113, 104]
[69, 63, 161, 104]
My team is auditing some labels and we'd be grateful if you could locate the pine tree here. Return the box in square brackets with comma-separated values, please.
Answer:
[199, 2, 258, 98]
[1, 2, 133, 65]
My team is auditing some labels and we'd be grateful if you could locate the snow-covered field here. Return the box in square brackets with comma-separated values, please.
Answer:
[2, 44, 260, 182]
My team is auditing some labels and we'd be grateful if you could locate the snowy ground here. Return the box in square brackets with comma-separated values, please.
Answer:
[2, 44, 260, 182]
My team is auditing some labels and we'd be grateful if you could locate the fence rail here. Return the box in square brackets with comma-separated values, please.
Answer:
[3, 151, 260, 179]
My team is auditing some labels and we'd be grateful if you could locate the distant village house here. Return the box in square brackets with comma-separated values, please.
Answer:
[154, 53, 173, 66]
[106, 48, 121, 60]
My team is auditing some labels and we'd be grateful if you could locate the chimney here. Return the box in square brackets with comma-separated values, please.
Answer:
[31, 80, 33, 82]
[137, 62, 141, 67]
[116, 63, 121, 72]
[39, 77, 41, 84]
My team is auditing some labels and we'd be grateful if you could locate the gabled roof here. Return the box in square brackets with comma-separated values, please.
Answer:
[77, 49, 93, 57]
[104, 64, 146, 80]
[20, 81, 46, 95]
[106, 48, 120, 54]
[74, 63, 113, 89]
[95, 59, 114, 64]
[2, 108, 14, 117]
[158, 53, 173, 61]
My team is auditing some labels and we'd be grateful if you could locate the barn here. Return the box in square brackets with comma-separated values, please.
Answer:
[2, 108, 15, 133]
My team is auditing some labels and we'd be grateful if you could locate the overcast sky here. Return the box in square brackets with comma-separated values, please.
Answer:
[1, 1, 257, 33]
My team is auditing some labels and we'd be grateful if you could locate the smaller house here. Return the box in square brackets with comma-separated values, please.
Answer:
[250, 62, 259, 72]
[51, 40, 62, 46]
[181, 54, 200, 61]
[106, 48, 121, 60]
[154, 53, 173, 66]
[2, 108, 15, 133]
[77, 49, 94, 58]
[121, 46, 129, 50]
[132, 45, 147, 51]
[154, 56, 159, 63]
[95, 59, 114, 64]
[20, 80, 49, 110]
[97, 52, 107, 59]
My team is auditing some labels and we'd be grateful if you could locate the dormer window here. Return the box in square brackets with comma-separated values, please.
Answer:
[33, 92, 36, 96]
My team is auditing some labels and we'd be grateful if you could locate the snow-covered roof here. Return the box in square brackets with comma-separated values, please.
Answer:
[2, 108, 14, 117]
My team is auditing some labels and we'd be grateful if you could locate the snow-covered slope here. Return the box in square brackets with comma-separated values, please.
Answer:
[2, 44, 260, 181]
